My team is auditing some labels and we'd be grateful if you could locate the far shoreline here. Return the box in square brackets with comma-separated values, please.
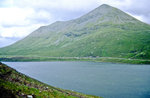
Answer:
[0, 55, 150, 64]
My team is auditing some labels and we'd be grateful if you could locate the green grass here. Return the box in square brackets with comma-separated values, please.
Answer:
[0, 62, 101, 98]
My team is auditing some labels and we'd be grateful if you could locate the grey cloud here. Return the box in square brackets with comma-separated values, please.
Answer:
[49, 9, 89, 21]
[12, 0, 100, 22]
[1, 23, 29, 28]
[126, 3, 150, 15]
[0, 36, 21, 48]
[26, 17, 51, 24]
[118, 0, 150, 24]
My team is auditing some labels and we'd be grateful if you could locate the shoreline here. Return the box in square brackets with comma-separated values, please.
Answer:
[0, 56, 150, 64]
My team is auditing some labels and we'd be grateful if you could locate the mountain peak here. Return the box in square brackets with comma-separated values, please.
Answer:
[99, 4, 112, 8]
[89, 4, 114, 13]
[75, 4, 137, 24]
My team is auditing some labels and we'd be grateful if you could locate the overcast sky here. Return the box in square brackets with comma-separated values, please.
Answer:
[0, 0, 150, 47]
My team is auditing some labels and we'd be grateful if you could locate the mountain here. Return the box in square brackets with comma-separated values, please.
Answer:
[0, 4, 150, 59]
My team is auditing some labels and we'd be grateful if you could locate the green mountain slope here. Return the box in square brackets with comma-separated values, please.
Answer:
[0, 62, 99, 98]
[0, 4, 150, 59]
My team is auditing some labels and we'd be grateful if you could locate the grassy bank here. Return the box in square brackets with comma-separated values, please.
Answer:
[94, 57, 150, 64]
[0, 55, 150, 64]
[0, 62, 100, 98]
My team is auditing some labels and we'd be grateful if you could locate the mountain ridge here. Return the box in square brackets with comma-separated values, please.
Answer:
[0, 4, 150, 59]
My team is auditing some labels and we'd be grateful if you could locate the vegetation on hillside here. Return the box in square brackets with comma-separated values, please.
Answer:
[0, 4, 150, 63]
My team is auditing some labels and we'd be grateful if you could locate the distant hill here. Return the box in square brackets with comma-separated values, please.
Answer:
[0, 4, 150, 59]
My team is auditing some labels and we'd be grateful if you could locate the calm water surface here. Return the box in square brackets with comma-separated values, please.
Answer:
[3, 61, 150, 98]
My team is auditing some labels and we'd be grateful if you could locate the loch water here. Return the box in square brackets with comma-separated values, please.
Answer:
[4, 61, 150, 98]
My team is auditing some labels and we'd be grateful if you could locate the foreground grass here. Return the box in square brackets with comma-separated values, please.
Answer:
[0, 62, 100, 98]
[0, 55, 150, 64]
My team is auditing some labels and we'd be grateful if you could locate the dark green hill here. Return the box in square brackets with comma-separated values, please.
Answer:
[0, 62, 99, 98]
[0, 4, 150, 59]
